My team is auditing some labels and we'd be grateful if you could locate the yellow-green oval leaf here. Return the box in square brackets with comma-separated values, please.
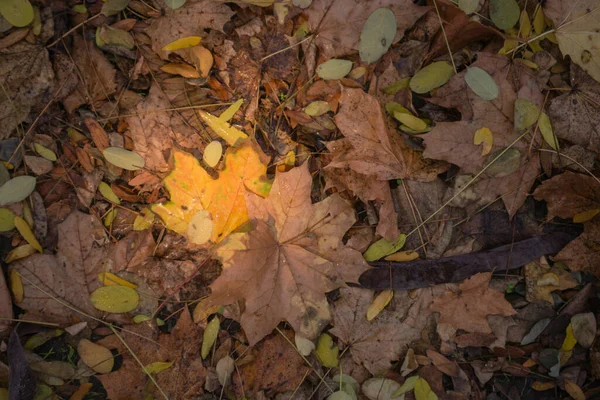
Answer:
[304, 100, 331, 116]
[201, 317, 220, 359]
[203, 141, 223, 168]
[458, 0, 478, 14]
[538, 112, 559, 150]
[98, 182, 121, 205]
[315, 333, 339, 367]
[162, 36, 202, 52]
[393, 112, 427, 131]
[133, 208, 155, 231]
[465, 67, 499, 100]
[0, 0, 33, 27]
[366, 290, 393, 321]
[489, 0, 520, 30]
[98, 272, 137, 288]
[0, 176, 36, 206]
[6, 244, 36, 263]
[33, 143, 57, 162]
[359, 8, 396, 64]
[363, 233, 406, 262]
[0, 208, 15, 231]
[14, 216, 42, 253]
[415, 377, 438, 400]
[514, 99, 539, 130]
[409, 61, 454, 94]
[144, 361, 174, 375]
[103, 147, 145, 171]
[218, 99, 244, 122]
[90, 286, 139, 313]
[78, 339, 114, 374]
[316, 59, 353, 80]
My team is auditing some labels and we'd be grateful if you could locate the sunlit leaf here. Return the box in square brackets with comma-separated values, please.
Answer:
[0, 0, 34, 27]
[409, 61, 454, 94]
[98, 272, 137, 289]
[103, 147, 145, 171]
[90, 286, 139, 313]
[203, 141, 223, 168]
[14, 216, 42, 253]
[316, 59, 353, 80]
[359, 8, 396, 64]
[465, 67, 499, 100]
[474, 127, 493, 156]
[201, 317, 220, 359]
[363, 233, 406, 262]
[78, 339, 114, 374]
[218, 99, 244, 122]
[187, 210, 213, 245]
[489, 0, 520, 30]
[0, 208, 15, 231]
[0, 176, 36, 206]
[197, 110, 248, 146]
[366, 290, 393, 321]
[315, 333, 339, 367]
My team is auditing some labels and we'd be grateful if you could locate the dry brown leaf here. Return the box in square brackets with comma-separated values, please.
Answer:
[426, 349, 459, 377]
[547, 64, 600, 154]
[430, 273, 517, 334]
[553, 219, 600, 278]
[524, 260, 579, 304]
[207, 162, 369, 345]
[329, 287, 434, 375]
[8, 211, 107, 324]
[0, 270, 12, 334]
[84, 117, 110, 152]
[305, 0, 429, 61]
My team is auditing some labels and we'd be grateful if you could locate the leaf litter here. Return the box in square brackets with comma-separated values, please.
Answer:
[0, 0, 599, 398]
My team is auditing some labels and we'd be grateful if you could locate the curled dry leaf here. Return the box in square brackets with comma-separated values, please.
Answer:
[206, 163, 369, 345]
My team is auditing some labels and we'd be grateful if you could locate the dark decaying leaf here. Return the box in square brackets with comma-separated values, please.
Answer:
[8, 330, 37, 400]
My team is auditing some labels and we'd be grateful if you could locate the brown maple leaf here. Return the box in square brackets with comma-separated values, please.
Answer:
[207, 163, 369, 345]
[329, 287, 434, 375]
[430, 273, 516, 334]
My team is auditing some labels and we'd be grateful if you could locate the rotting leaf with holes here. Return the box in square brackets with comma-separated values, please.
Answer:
[152, 138, 271, 244]
[203, 162, 369, 345]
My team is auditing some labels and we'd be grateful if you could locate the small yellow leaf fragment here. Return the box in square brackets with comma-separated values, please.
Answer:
[366, 290, 393, 321]
[187, 210, 213, 245]
[532, 5, 545, 35]
[197, 110, 248, 146]
[6, 244, 37, 263]
[160, 63, 200, 78]
[385, 250, 419, 262]
[133, 208, 155, 231]
[315, 333, 339, 367]
[277, 150, 295, 172]
[14, 216, 42, 253]
[561, 323, 577, 352]
[531, 381, 555, 391]
[415, 377, 438, 400]
[564, 380, 586, 400]
[144, 361, 174, 375]
[98, 272, 137, 289]
[573, 209, 599, 223]
[9, 269, 24, 303]
[90, 286, 139, 313]
[133, 314, 152, 323]
[98, 182, 121, 204]
[33, 143, 57, 162]
[393, 375, 419, 397]
[474, 127, 493, 156]
[162, 36, 202, 52]
[68, 127, 87, 143]
[78, 339, 114, 374]
[203, 141, 223, 168]
[393, 112, 428, 131]
[218, 99, 244, 122]
[201, 317, 220, 359]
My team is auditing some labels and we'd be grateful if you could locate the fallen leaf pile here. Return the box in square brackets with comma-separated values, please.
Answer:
[0, 0, 599, 398]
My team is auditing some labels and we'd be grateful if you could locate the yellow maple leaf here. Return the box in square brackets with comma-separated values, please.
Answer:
[152, 139, 271, 244]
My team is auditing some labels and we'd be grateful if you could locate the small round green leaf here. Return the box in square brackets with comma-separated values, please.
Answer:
[409, 61, 454, 94]
[0, 176, 36, 206]
[458, 0, 479, 14]
[90, 286, 139, 313]
[316, 59, 353, 80]
[359, 8, 397, 64]
[465, 67, 499, 100]
[489, 0, 520, 30]
[0, 0, 34, 27]
[514, 99, 539, 130]
[103, 147, 145, 171]
[98, 182, 121, 205]
[0, 208, 15, 231]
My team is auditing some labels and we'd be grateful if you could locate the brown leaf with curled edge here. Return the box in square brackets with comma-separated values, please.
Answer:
[430, 273, 517, 334]
[305, 0, 429, 61]
[329, 287, 434, 375]
[533, 171, 600, 220]
[547, 64, 600, 154]
[553, 220, 600, 278]
[207, 163, 369, 345]
[8, 211, 106, 324]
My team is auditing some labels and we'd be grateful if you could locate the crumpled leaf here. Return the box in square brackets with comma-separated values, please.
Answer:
[206, 163, 369, 345]
[571, 312, 596, 348]
[544, 0, 600, 83]
[431, 273, 517, 334]
[524, 260, 578, 304]
[330, 287, 434, 374]
[152, 139, 270, 244]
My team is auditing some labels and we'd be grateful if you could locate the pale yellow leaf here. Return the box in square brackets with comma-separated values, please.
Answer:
[144, 361, 174, 375]
[162, 36, 201, 52]
[104, 208, 117, 227]
[201, 317, 220, 359]
[133, 208, 155, 231]
[9, 269, 23, 303]
[14, 216, 42, 252]
[187, 210, 213, 245]
[34, 143, 57, 162]
[160, 63, 200, 78]
[385, 250, 419, 262]
[474, 127, 494, 156]
[5, 244, 36, 263]
[394, 112, 427, 131]
[561, 323, 577, 352]
[366, 290, 393, 321]
[218, 99, 244, 122]
[533, 5, 545, 35]
[315, 333, 339, 367]
[98, 182, 121, 204]
[98, 272, 137, 289]
[519, 10, 531, 38]
[203, 141, 223, 168]
[197, 110, 248, 146]
[89, 286, 139, 313]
